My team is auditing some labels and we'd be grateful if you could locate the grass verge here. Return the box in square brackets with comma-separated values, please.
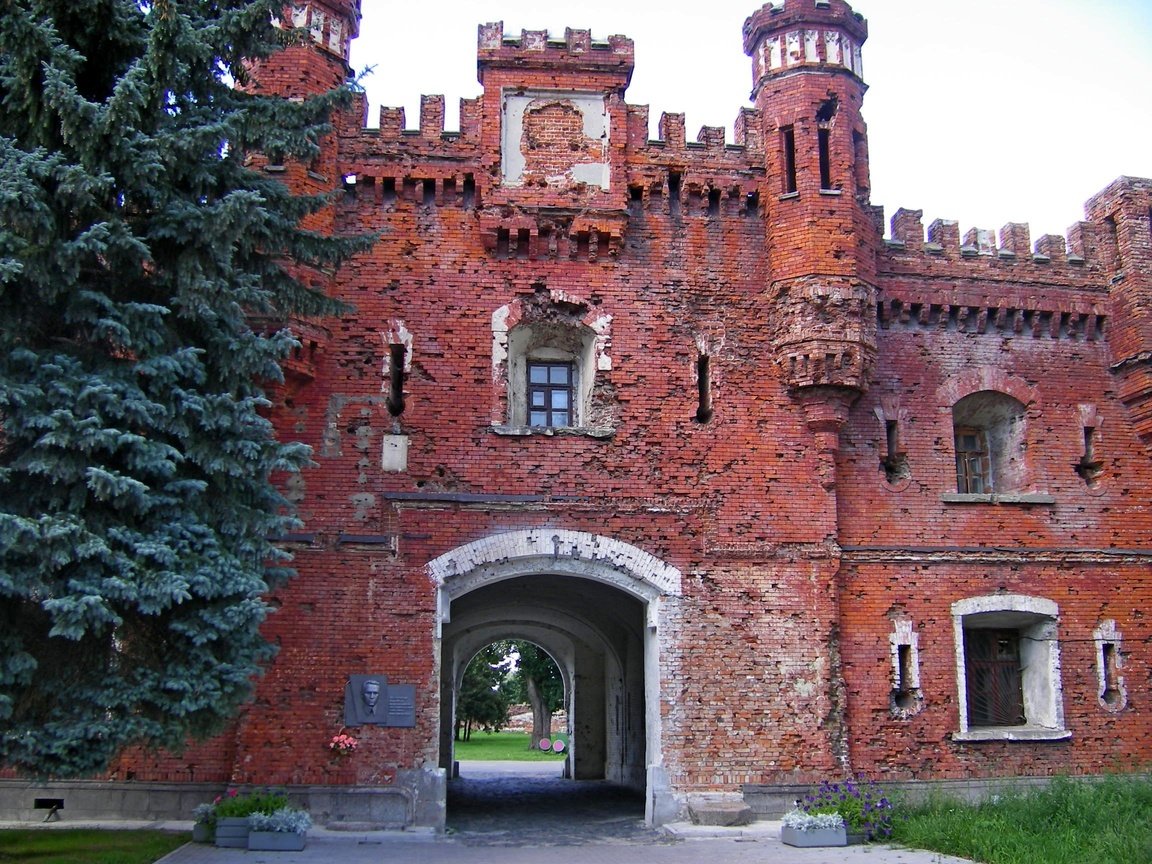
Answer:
[454, 730, 567, 761]
[0, 829, 188, 864]
[891, 774, 1152, 864]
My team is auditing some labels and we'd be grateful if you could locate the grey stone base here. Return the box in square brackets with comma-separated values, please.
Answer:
[0, 767, 446, 832]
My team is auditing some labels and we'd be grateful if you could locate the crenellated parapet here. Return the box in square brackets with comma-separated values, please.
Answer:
[476, 23, 634, 85]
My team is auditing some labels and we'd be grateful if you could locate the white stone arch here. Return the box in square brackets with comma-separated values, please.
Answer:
[427, 528, 682, 632]
[427, 528, 682, 824]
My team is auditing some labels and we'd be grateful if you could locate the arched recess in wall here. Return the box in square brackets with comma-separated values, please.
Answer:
[426, 529, 682, 824]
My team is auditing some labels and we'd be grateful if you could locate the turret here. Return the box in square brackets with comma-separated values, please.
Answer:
[1088, 177, 1152, 446]
[744, 0, 879, 474]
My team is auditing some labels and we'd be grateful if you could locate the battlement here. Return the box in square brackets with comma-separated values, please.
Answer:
[477, 22, 634, 85]
[880, 206, 1118, 275]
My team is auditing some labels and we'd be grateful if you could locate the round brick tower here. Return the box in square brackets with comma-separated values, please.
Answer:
[744, 0, 879, 469]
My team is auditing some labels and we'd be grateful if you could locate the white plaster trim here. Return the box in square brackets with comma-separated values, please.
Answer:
[427, 529, 682, 604]
[951, 594, 1066, 738]
[1093, 619, 1127, 712]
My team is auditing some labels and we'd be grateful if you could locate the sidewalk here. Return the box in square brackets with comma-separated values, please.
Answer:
[151, 822, 974, 864]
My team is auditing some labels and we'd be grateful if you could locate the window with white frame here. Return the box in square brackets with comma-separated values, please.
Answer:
[952, 594, 1069, 741]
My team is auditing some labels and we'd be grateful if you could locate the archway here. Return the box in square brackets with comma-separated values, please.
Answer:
[428, 529, 681, 824]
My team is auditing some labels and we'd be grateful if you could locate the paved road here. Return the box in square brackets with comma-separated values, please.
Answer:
[6, 761, 978, 864]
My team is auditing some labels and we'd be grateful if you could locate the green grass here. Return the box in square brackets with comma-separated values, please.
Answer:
[891, 775, 1152, 864]
[0, 829, 188, 864]
[454, 730, 568, 761]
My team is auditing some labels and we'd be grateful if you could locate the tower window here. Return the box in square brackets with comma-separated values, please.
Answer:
[528, 362, 574, 428]
[817, 127, 832, 190]
[781, 126, 797, 194]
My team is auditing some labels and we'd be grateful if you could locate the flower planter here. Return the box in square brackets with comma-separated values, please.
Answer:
[781, 824, 848, 847]
[214, 816, 250, 848]
[191, 823, 214, 843]
[248, 831, 307, 851]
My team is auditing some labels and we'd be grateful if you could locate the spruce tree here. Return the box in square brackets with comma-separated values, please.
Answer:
[0, 0, 366, 776]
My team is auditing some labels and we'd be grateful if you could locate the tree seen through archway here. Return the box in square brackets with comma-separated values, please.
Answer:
[457, 641, 564, 748]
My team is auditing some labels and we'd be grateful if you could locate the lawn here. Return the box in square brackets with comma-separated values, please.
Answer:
[891, 775, 1152, 864]
[454, 730, 567, 761]
[0, 829, 187, 864]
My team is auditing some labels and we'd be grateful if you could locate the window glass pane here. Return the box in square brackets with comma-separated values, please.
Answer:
[529, 365, 548, 384]
[553, 411, 569, 426]
[550, 365, 570, 384]
[530, 411, 547, 426]
[552, 391, 569, 409]
[531, 391, 545, 408]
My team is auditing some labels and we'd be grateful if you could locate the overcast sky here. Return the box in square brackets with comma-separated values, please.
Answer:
[349, 0, 1152, 243]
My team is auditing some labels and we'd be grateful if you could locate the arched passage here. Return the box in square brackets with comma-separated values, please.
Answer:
[427, 529, 681, 823]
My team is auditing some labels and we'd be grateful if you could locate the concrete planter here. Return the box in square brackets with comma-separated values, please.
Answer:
[780, 824, 848, 847]
[248, 831, 307, 851]
[191, 822, 213, 843]
[213, 816, 249, 848]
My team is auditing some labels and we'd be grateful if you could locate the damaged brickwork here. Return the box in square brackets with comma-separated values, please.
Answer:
[85, 0, 1152, 831]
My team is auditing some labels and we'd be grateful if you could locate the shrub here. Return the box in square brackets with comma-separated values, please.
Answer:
[801, 779, 895, 838]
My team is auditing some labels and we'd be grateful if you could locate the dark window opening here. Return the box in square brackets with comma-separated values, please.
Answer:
[1076, 425, 1104, 486]
[516, 228, 531, 260]
[695, 354, 713, 423]
[955, 427, 989, 493]
[528, 362, 574, 428]
[852, 129, 868, 193]
[882, 418, 910, 484]
[965, 629, 1025, 727]
[462, 173, 476, 208]
[1102, 643, 1122, 707]
[668, 171, 682, 216]
[382, 177, 397, 206]
[422, 178, 436, 206]
[707, 188, 722, 217]
[495, 228, 510, 258]
[817, 127, 832, 190]
[894, 644, 916, 709]
[745, 190, 760, 216]
[781, 126, 797, 194]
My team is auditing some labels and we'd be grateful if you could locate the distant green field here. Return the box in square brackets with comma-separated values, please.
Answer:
[455, 731, 567, 761]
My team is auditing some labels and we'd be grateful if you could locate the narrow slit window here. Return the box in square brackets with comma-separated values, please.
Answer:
[707, 188, 721, 217]
[781, 126, 797, 194]
[422, 178, 436, 206]
[462, 173, 476, 208]
[1101, 643, 1121, 707]
[817, 127, 832, 190]
[668, 171, 682, 216]
[382, 177, 397, 206]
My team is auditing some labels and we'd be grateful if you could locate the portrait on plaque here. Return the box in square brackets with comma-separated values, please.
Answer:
[344, 674, 387, 726]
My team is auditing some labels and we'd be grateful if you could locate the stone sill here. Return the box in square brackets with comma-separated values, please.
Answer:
[940, 492, 1055, 506]
[492, 424, 615, 440]
[954, 726, 1071, 743]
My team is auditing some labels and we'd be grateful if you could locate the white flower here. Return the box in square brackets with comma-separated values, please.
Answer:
[781, 810, 846, 831]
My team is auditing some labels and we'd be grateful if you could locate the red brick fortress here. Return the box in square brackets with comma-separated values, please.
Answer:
[97, 0, 1152, 828]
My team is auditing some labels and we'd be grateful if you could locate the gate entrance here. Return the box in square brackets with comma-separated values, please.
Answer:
[429, 529, 682, 824]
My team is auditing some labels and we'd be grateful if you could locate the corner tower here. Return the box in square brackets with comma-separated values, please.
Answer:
[744, 0, 878, 458]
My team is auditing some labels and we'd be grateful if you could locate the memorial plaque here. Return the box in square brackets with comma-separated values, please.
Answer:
[385, 684, 416, 727]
